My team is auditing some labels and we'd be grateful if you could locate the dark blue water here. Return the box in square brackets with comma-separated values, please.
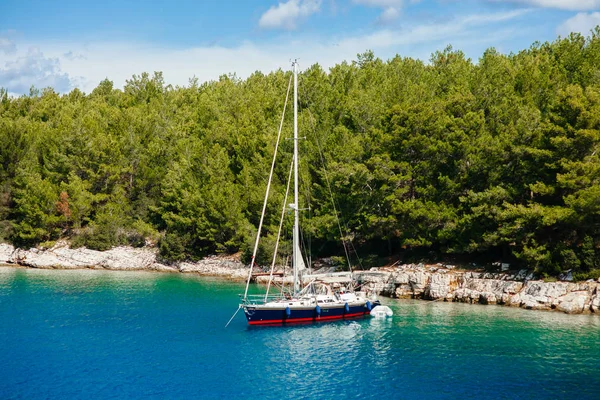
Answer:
[1, 266, 599, 399]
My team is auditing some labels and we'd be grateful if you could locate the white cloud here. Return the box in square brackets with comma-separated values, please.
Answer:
[0, 9, 529, 95]
[557, 12, 600, 36]
[63, 51, 87, 61]
[337, 9, 530, 49]
[0, 47, 74, 93]
[353, 0, 403, 6]
[258, 0, 322, 30]
[462, 9, 532, 24]
[42, 41, 309, 93]
[378, 7, 401, 24]
[0, 37, 17, 54]
[353, 0, 421, 23]
[494, 0, 600, 11]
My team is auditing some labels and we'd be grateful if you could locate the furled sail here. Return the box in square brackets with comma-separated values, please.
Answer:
[294, 241, 306, 273]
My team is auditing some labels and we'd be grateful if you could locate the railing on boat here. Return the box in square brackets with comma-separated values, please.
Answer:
[241, 294, 288, 305]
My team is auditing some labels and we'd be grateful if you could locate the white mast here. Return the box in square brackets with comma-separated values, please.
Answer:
[292, 60, 300, 295]
[242, 67, 294, 301]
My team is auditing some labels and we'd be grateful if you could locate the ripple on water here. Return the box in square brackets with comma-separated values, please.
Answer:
[0, 267, 599, 400]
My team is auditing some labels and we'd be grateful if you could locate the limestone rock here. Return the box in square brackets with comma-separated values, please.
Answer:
[424, 273, 452, 300]
[452, 288, 468, 302]
[395, 284, 414, 299]
[524, 281, 568, 299]
[149, 263, 179, 273]
[517, 294, 550, 310]
[178, 257, 247, 279]
[556, 291, 589, 314]
[480, 292, 497, 305]
[469, 289, 482, 303]
[11, 245, 160, 270]
[508, 293, 523, 307]
[591, 295, 600, 313]
[3, 242, 244, 277]
[393, 272, 410, 285]
[520, 294, 536, 309]
[408, 271, 429, 296]
[355, 271, 397, 296]
[0, 243, 15, 264]
[500, 293, 512, 304]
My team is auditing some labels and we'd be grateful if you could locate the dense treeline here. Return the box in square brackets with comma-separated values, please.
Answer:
[2, 29, 600, 278]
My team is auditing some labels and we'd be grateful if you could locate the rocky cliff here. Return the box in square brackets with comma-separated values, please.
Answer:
[355, 264, 600, 314]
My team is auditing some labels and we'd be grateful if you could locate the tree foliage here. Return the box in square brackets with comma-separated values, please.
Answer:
[2, 30, 600, 277]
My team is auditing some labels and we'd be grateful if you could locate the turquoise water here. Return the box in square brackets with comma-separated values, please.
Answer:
[1, 266, 599, 399]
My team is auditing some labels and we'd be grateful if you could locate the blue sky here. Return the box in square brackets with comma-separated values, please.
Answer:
[1, 0, 600, 95]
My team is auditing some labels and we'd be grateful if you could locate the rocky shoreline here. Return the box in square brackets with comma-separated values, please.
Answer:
[1, 242, 599, 315]
[0, 242, 247, 279]
[355, 264, 600, 315]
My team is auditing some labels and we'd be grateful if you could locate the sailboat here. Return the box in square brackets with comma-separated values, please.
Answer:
[239, 61, 377, 325]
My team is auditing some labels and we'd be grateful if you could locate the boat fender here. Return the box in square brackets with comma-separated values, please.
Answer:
[285, 306, 291, 318]
[366, 301, 372, 311]
[344, 303, 349, 313]
[315, 305, 321, 316]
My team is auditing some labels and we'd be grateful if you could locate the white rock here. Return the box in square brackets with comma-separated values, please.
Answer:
[520, 294, 539, 309]
[178, 257, 246, 278]
[480, 292, 497, 304]
[425, 273, 451, 299]
[149, 263, 178, 272]
[591, 295, 600, 312]
[3, 243, 247, 278]
[523, 281, 568, 304]
[394, 272, 410, 284]
[556, 292, 589, 314]
[469, 290, 482, 302]
[11, 245, 159, 270]
[408, 271, 429, 295]
[0, 243, 15, 263]
[452, 288, 467, 302]
[509, 293, 523, 306]
[395, 284, 414, 298]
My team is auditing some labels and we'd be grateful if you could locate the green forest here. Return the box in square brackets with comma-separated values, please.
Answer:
[1, 29, 600, 279]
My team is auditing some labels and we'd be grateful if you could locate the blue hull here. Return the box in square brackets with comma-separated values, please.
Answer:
[243, 304, 370, 325]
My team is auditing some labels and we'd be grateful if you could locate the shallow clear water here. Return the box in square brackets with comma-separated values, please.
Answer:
[1, 266, 599, 399]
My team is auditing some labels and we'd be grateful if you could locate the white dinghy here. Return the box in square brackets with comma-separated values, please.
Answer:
[370, 305, 393, 318]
